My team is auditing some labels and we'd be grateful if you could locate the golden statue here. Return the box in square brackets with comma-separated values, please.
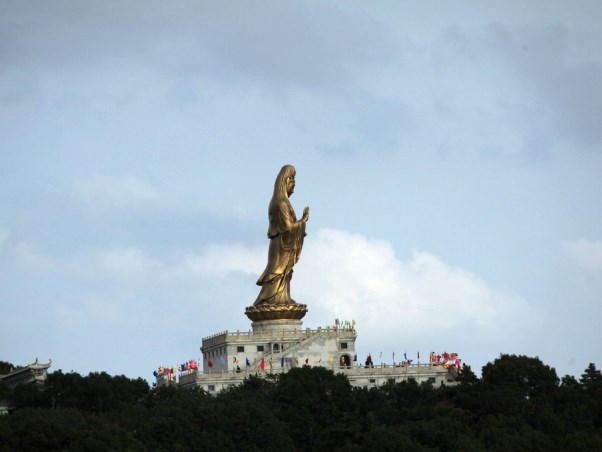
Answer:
[245, 165, 309, 322]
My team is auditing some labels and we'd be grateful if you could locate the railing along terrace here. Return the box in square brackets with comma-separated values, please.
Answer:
[184, 361, 450, 380]
[202, 326, 356, 344]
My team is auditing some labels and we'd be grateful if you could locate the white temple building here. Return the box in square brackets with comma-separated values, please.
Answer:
[167, 318, 457, 393]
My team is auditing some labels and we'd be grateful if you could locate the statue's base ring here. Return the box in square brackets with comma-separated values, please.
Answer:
[245, 304, 307, 321]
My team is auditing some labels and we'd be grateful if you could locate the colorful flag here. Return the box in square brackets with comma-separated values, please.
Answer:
[305, 357, 309, 365]
[329, 355, 333, 365]
[260, 357, 265, 370]
[246, 357, 250, 367]
[417, 351, 420, 360]
[404, 352, 407, 361]
[268, 358, 273, 369]
[281, 356, 284, 368]
[208, 359, 213, 368]
[352, 319, 356, 326]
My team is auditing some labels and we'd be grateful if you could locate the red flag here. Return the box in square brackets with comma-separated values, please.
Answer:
[417, 351, 420, 360]
[260, 357, 265, 370]
[208, 359, 213, 368]
[305, 357, 309, 365]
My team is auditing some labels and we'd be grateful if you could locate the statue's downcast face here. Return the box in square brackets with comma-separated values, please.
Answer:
[286, 175, 295, 196]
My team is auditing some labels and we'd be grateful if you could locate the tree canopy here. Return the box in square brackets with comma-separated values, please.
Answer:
[1, 357, 601, 451]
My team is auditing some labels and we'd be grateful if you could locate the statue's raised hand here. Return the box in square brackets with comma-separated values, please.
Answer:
[302, 206, 310, 222]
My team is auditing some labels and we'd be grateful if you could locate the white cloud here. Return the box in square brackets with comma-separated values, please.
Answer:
[181, 243, 264, 278]
[293, 229, 531, 339]
[87, 243, 263, 288]
[164, 228, 532, 341]
[562, 239, 602, 271]
[76, 174, 160, 211]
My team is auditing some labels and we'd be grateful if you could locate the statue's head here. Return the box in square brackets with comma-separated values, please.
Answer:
[274, 164, 296, 198]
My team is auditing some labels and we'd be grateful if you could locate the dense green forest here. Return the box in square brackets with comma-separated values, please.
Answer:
[1, 355, 601, 451]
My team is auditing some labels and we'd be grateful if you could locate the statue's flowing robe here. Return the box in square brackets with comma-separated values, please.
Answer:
[254, 196, 305, 305]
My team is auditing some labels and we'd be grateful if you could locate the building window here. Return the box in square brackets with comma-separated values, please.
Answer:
[257, 345, 264, 352]
[340, 342, 348, 349]
[273, 344, 280, 351]
[208, 385, 215, 391]
[388, 378, 395, 384]
[369, 379, 376, 383]
[237, 346, 244, 353]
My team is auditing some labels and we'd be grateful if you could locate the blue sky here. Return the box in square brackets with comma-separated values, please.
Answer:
[1, 1, 601, 381]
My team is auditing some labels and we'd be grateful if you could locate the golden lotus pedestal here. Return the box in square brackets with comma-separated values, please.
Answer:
[245, 303, 307, 322]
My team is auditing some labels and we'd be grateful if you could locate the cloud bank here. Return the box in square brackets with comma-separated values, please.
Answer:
[67, 228, 531, 341]
[297, 229, 532, 340]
